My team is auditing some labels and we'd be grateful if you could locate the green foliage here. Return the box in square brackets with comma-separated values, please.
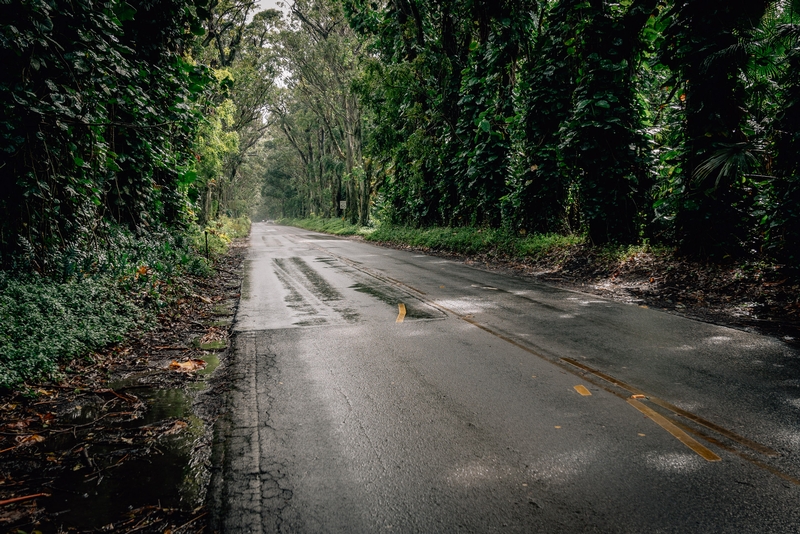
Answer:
[0, 226, 215, 390]
[0, 274, 137, 389]
[365, 225, 583, 258]
[189, 215, 251, 258]
[0, 0, 214, 271]
[193, 96, 240, 220]
[658, 0, 774, 256]
[347, 0, 799, 260]
[771, 12, 800, 261]
[282, 217, 583, 258]
[278, 217, 363, 236]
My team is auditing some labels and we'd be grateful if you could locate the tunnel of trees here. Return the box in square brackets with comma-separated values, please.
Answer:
[2, 0, 800, 272]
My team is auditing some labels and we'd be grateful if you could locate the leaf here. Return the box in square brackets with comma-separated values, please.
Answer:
[162, 420, 189, 436]
[169, 359, 207, 372]
[6, 420, 31, 430]
[15, 434, 45, 447]
[113, 2, 136, 22]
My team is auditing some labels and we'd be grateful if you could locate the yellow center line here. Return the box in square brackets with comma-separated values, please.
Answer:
[627, 399, 721, 462]
[396, 303, 406, 323]
[574, 385, 592, 396]
[669, 417, 800, 486]
[561, 357, 779, 458]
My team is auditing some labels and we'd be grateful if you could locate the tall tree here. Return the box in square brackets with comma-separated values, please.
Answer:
[661, 0, 774, 255]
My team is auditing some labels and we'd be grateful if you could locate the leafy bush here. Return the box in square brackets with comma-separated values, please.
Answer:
[0, 0, 213, 270]
[0, 224, 226, 390]
[189, 216, 252, 259]
[0, 274, 138, 389]
[278, 217, 362, 236]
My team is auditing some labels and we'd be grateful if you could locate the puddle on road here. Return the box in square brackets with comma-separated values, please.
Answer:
[273, 257, 360, 326]
[288, 257, 342, 301]
[302, 234, 340, 240]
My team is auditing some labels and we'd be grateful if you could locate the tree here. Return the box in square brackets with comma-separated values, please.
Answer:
[0, 0, 213, 271]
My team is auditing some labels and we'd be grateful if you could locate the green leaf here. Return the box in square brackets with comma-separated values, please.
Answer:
[114, 2, 137, 22]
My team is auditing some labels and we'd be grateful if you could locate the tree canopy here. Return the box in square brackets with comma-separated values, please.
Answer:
[3, 0, 800, 268]
[262, 0, 800, 264]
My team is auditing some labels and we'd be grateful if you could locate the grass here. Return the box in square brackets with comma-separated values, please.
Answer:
[278, 217, 584, 259]
[190, 215, 252, 259]
[0, 216, 251, 391]
[279, 217, 362, 236]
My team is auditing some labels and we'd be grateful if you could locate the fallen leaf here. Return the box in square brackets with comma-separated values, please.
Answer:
[169, 359, 207, 372]
[5, 420, 31, 430]
[630, 394, 646, 399]
[15, 434, 45, 447]
[162, 420, 189, 436]
[38, 412, 56, 423]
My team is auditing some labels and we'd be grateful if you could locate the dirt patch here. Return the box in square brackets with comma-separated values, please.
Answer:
[0, 240, 246, 533]
[365, 239, 800, 346]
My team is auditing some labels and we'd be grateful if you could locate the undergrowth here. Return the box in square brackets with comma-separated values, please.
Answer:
[0, 216, 250, 390]
[279, 217, 583, 258]
[280, 217, 362, 236]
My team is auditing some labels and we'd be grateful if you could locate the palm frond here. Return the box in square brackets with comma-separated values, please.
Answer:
[692, 143, 762, 189]
[775, 22, 800, 42]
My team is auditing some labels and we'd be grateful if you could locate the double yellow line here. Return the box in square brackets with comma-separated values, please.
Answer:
[302, 241, 796, 483]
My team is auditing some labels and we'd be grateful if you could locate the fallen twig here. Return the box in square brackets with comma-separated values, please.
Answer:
[0, 493, 51, 506]
[50, 412, 135, 433]
[173, 511, 208, 532]
[214, 266, 239, 276]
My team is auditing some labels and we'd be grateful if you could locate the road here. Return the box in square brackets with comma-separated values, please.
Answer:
[210, 223, 800, 533]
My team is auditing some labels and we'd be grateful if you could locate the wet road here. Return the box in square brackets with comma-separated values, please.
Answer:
[211, 223, 800, 533]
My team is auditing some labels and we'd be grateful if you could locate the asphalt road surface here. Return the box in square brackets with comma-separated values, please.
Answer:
[211, 223, 800, 533]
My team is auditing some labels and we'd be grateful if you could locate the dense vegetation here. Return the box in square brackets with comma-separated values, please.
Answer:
[262, 0, 800, 265]
[3, 0, 800, 387]
[0, 0, 260, 387]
